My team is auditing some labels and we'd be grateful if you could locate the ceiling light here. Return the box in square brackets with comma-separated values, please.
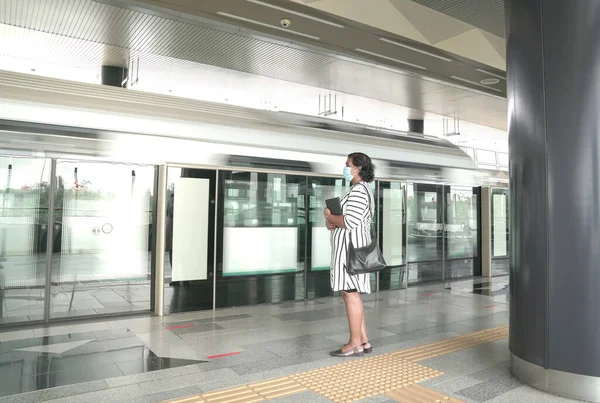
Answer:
[380, 38, 453, 62]
[246, 0, 344, 28]
[451, 76, 502, 92]
[480, 78, 500, 85]
[476, 68, 506, 80]
[217, 12, 320, 40]
[355, 49, 427, 70]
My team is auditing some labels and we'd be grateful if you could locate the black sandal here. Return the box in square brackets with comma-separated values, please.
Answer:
[362, 342, 373, 354]
[329, 345, 364, 357]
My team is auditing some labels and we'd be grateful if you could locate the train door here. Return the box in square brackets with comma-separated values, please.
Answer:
[491, 188, 509, 276]
[162, 166, 216, 314]
[377, 180, 408, 291]
[406, 183, 445, 284]
[443, 186, 481, 280]
[0, 153, 157, 327]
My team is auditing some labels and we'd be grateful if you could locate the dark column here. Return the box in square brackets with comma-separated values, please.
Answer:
[101, 65, 128, 88]
[407, 119, 424, 134]
[507, 1, 600, 401]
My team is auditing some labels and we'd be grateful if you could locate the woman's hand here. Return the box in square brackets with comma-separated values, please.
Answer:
[323, 208, 331, 218]
[326, 218, 336, 231]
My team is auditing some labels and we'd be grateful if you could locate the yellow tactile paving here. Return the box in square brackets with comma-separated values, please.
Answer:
[249, 378, 307, 399]
[392, 325, 509, 362]
[386, 384, 463, 402]
[291, 354, 441, 403]
[164, 325, 508, 403]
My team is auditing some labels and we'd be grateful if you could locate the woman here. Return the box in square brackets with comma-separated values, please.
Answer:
[324, 152, 375, 357]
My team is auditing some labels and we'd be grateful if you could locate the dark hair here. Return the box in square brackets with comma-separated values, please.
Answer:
[348, 152, 375, 182]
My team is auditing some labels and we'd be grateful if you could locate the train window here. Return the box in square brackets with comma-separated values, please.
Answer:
[219, 171, 306, 277]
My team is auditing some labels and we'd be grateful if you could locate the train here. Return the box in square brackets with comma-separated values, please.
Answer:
[0, 70, 507, 187]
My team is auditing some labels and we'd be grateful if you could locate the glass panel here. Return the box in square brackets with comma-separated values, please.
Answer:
[50, 160, 155, 319]
[0, 156, 50, 324]
[476, 149, 497, 165]
[445, 186, 479, 279]
[307, 177, 349, 298]
[164, 167, 215, 314]
[381, 182, 405, 266]
[216, 171, 306, 307]
[492, 188, 509, 276]
[379, 181, 406, 291]
[497, 152, 509, 167]
[406, 183, 444, 284]
[310, 178, 348, 272]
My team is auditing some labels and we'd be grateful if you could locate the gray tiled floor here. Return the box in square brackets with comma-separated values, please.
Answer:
[0, 276, 580, 403]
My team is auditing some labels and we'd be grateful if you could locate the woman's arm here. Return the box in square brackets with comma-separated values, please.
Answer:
[325, 209, 346, 229]
[324, 186, 368, 230]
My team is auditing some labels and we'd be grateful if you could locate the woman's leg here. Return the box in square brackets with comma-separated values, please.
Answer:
[361, 314, 370, 348]
[342, 291, 365, 350]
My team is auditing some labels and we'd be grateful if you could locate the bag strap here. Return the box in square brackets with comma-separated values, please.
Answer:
[357, 182, 374, 219]
[356, 183, 376, 239]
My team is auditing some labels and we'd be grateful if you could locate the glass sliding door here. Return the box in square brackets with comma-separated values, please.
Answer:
[378, 181, 407, 290]
[216, 171, 306, 307]
[491, 188, 509, 276]
[406, 183, 444, 284]
[0, 155, 50, 324]
[49, 159, 155, 319]
[444, 186, 480, 279]
[306, 177, 349, 298]
[164, 167, 216, 314]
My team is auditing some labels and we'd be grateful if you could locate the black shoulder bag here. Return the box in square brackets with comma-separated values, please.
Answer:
[345, 183, 387, 275]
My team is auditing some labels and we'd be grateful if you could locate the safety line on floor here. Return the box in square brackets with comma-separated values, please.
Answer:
[163, 325, 509, 403]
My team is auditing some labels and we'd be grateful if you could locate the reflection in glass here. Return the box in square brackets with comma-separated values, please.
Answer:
[381, 182, 405, 266]
[217, 171, 306, 307]
[310, 178, 348, 272]
[445, 186, 479, 279]
[407, 183, 444, 283]
[50, 160, 155, 318]
[445, 187, 478, 259]
[0, 156, 49, 324]
[492, 188, 509, 275]
[222, 172, 304, 276]
[378, 181, 406, 291]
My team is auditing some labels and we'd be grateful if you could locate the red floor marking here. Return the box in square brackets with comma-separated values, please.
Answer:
[485, 305, 497, 309]
[208, 352, 240, 359]
[166, 324, 194, 330]
[421, 292, 435, 297]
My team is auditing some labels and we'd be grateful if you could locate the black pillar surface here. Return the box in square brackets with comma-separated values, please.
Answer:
[507, 0, 600, 400]
[101, 65, 128, 87]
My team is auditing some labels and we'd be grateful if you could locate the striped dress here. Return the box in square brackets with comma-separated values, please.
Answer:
[330, 182, 373, 293]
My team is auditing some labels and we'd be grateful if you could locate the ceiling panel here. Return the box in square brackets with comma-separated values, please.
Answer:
[409, 0, 505, 38]
[0, 0, 507, 130]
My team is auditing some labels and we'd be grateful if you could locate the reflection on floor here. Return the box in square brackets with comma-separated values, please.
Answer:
[0, 328, 206, 397]
[446, 278, 509, 297]
[0, 276, 579, 403]
[0, 282, 151, 325]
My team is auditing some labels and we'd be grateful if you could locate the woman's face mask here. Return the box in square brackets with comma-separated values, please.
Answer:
[343, 166, 355, 182]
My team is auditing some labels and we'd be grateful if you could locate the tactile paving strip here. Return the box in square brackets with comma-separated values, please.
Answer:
[291, 354, 441, 403]
[392, 325, 509, 362]
[164, 377, 305, 403]
[164, 325, 509, 403]
[386, 384, 463, 402]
